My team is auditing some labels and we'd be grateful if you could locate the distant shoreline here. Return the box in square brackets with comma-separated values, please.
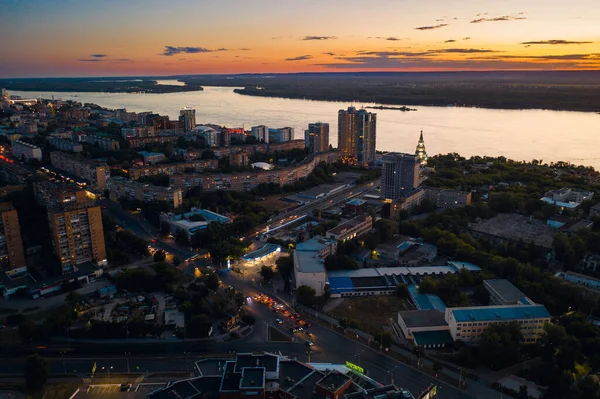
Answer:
[365, 105, 417, 112]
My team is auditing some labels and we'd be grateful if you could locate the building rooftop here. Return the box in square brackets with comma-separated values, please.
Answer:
[344, 384, 415, 399]
[296, 235, 336, 252]
[295, 250, 326, 274]
[317, 371, 352, 393]
[327, 215, 371, 237]
[448, 304, 551, 323]
[287, 370, 324, 397]
[412, 330, 454, 347]
[234, 353, 279, 374]
[243, 243, 281, 261]
[220, 361, 241, 392]
[347, 198, 367, 207]
[195, 358, 229, 376]
[484, 279, 527, 304]
[240, 367, 265, 389]
[398, 309, 448, 328]
[470, 213, 555, 249]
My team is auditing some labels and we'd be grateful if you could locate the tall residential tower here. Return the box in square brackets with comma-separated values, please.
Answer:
[0, 202, 26, 275]
[338, 107, 376, 166]
[179, 107, 196, 132]
[381, 153, 420, 201]
[305, 122, 329, 153]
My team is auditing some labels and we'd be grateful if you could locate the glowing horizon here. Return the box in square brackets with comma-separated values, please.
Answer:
[1, 0, 599, 78]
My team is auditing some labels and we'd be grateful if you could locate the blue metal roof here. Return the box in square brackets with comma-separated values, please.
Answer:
[450, 305, 550, 322]
[328, 276, 354, 293]
[413, 330, 454, 346]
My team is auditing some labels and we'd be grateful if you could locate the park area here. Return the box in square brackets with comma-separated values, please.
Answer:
[327, 296, 411, 335]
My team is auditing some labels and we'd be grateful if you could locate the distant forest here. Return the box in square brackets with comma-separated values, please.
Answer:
[2, 71, 600, 112]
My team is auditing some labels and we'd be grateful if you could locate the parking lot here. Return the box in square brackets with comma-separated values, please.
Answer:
[74, 384, 145, 399]
[135, 383, 167, 395]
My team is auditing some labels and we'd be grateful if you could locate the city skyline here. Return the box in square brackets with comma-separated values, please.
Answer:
[1, 0, 599, 77]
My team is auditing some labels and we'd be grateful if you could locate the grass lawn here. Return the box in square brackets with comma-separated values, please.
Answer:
[328, 296, 411, 335]
[252, 194, 290, 212]
[268, 325, 291, 342]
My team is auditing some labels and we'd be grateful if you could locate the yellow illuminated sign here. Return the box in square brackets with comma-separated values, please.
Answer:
[346, 361, 364, 374]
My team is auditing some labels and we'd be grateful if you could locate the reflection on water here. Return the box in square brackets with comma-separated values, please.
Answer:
[154, 79, 186, 86]
[11, 86, 600, 169]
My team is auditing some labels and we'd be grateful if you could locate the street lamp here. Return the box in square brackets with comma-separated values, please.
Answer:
[60, 351, 67, 374]
[388, 365, 398, 385]
[125, 352, 131, 374]
[184, 352, 191, 373]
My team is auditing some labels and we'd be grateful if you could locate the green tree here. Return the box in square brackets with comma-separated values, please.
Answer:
[395, 283, 409, 299]
[296, 285, 316, 305]
[479, 322, 522, 370]
[24, 354, 49, 390]
[205, 272, 220, 291]
[187, 314, 212, 338]
[260, 266, 275, 281]
[418, 276, 438, 295]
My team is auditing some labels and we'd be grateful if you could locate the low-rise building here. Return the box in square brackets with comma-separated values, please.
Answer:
[108, 176, 183, 208]
[397, 309, 452, 348]
[50, 151, 109, 189]
[159, 208, 231, 237]
[326, 214, 373, 242]
[229, 151, 249, 167]
[582, 253, 600, 272]
[293, 249, 327, 296]
[12, 140, 42, 161]
[296, 235, 337, 258]
[127, 135, 180, 149]
[48, 137, 83, 153]
[128, 159, 218, 179]
[425, 188, 472, 209]
[484, 279, 530, 306]
[138, 151, 166, 165]
[445, 304, 550, 344]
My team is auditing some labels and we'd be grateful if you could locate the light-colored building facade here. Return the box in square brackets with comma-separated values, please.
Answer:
[397, 310, 449, 341]
[445, 304, 550, 344]
[0, 202, 26, 275]
[251, 125, 269, 143]
[305, 122, 329, 153]
[293, 250, 328, 296]
[338, 107, 376, 166]
[108, 176, 183, 208]
[381, 152, 420, 201]
[12, 140, 42, 161]
[48, 137, 83, 153]
[48, 201, 107, 274]
[83, 134, 120, 151]
[50, 151, 109, 189]
[326, 214, 373, 242]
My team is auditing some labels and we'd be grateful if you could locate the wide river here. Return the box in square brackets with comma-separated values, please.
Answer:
[12, 84, 600, 169]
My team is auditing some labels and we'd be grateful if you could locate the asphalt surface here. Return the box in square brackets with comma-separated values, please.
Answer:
[219, 271, 481, 399]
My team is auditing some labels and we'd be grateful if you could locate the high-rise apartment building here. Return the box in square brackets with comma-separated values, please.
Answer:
[305, 122, 329, 153]
[0, 202, 26, 275]
[381, 152, 420, 201]
[415, 130, 428, 166]
[48, 197, 107, 274]
[269, 127, 294, 142]
[337, 107, 376, 165]
[251, 125, 269, 143]
[179, 107, 196, 132]
[146, 114, 170, 131]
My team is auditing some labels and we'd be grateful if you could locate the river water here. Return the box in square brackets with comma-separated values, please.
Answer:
[11, 84, 600, 169]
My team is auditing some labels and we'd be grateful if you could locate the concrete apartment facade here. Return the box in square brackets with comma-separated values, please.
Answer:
[326, 214, 373, 242]
[108, 176, 183, 208]
[50, 151, 109, 189]
[12, 140, 42, 161]
[0, 202, 26, 275]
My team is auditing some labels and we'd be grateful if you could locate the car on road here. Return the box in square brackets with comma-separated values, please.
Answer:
[305, 340, 314, 347]
[120, 383, 132, 392]
[275, 318, 283, 324]
[290, 327, 297, 333]
[305, 332, 312, 337]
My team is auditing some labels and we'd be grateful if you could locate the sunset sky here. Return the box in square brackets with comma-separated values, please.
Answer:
[1, 0, 599, 77]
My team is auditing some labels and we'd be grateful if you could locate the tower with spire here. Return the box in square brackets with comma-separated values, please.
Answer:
[415, 129, 428, 166]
